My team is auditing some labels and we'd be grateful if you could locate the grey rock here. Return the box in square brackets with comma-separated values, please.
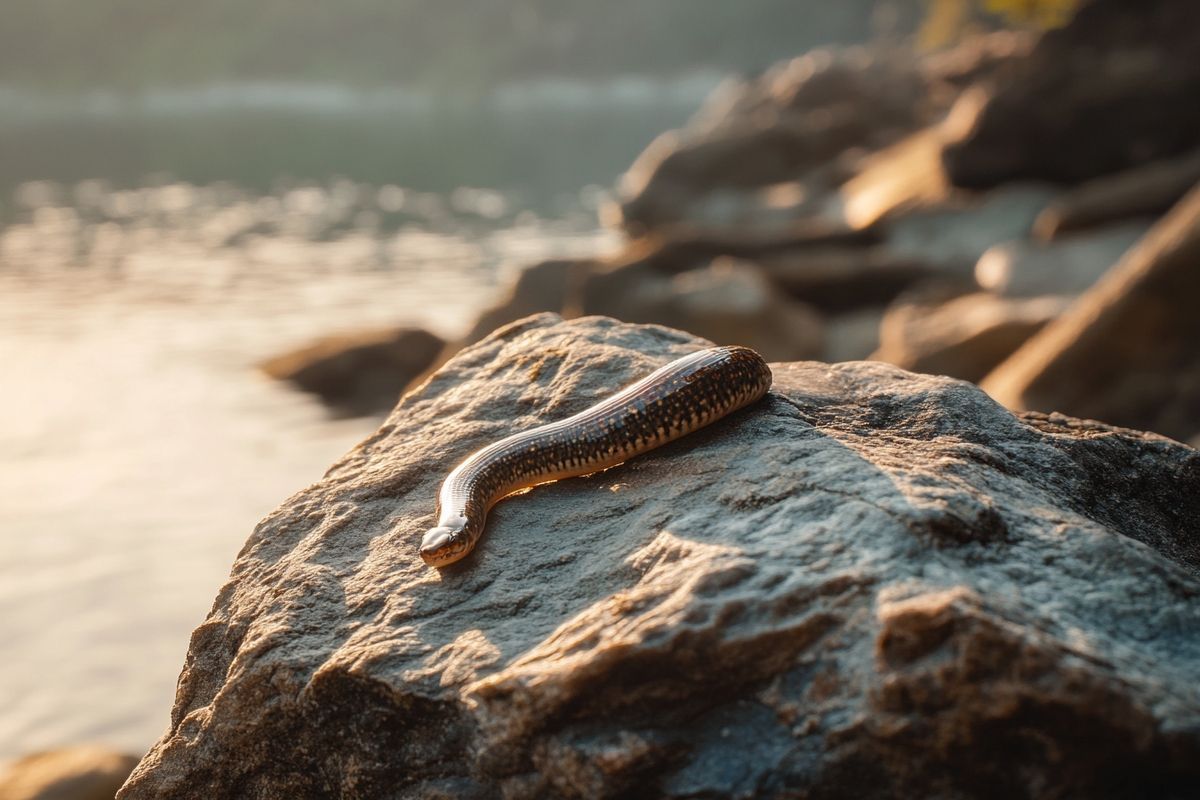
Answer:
[121, 314, 1199, 799]
[0, 746, 139, 800]
[613, 31, 1039, 240]
[260, 327, 445, 417]
[983, 183, 1200, 443]
[974, 222, 1149, 297]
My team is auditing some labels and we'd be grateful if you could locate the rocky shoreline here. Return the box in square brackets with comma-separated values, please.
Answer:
[119, 314, 1200, 798]
[10, 0, 1200, 796]
[267, 0, 1200, 449]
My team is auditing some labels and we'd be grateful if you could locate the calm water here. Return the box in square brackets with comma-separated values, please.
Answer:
[0, 82, 688, 759]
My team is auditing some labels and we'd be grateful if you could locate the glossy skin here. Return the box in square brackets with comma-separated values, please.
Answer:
[419, 346, 773, 567]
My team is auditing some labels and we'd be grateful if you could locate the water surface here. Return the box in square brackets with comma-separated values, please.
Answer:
[0, 78, 707, 757]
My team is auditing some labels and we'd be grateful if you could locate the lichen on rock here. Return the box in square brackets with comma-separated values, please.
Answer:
[120, 314, 1200, 799]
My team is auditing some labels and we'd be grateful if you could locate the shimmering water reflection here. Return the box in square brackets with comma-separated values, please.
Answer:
[0, 180, 618, 757]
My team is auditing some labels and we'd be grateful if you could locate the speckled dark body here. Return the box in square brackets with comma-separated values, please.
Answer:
[419, 346, 773, 566]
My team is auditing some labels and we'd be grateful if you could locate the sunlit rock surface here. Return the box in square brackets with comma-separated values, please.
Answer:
[120, 314, 1200, 799]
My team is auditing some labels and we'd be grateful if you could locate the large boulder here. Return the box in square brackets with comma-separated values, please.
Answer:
[617, 46, 931, 236]
[614, 31, 1037, 240]
[941, 0, 1200, 188]
[120, 314, 1199, 799]
[982, 183, 1200, 443]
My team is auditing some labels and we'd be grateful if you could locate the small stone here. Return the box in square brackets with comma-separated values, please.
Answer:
[260, 326, 445, 416]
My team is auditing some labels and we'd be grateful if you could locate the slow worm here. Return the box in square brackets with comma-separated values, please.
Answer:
[420, 345, 772, 567]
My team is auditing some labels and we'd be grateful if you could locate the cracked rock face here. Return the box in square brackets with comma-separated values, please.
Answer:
[119, 314, 1200, 799]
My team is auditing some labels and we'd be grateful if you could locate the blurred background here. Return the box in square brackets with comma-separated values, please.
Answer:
[3, 0, 1199, 793]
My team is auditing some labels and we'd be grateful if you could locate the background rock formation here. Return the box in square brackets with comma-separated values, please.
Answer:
[982, 183, 1200, 443]
[260, 327, 445, 417]
[121, 315, 1200, 799]
[258, 0, 1200, 444]
[940, 0, 1200, 187]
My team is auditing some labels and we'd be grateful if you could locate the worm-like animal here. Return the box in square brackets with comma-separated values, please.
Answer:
[419, 345, 772, 567]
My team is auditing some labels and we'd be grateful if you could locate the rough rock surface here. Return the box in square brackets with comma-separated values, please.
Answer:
[120, 315, 1200, 799]
[941, 0, 1200, 188]
[873, 289, 1070, 384]
[261, 327, 445, 417]
[983, 183, 1200, 444]
[1, 746, 139, 800]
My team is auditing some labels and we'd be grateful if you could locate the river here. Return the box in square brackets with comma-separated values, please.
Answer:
[0, 78, 708, 758]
